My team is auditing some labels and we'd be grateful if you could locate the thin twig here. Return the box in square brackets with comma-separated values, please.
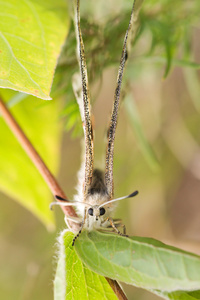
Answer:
[106, 278, 128, 300]
[0, 96, 127, 299]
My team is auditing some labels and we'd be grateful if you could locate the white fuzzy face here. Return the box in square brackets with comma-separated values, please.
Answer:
[83, 193, 114, 231]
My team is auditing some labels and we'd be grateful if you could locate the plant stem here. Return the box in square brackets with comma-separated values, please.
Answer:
[106, 277, 128, 300]
[0, 96, 127, 299]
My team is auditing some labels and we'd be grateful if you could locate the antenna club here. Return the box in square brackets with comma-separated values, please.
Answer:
[55, 195, 68, 202]
[128, 190, 139, 198]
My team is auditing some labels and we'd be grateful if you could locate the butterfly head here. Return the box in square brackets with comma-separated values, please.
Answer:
[88, 205, 106, 221]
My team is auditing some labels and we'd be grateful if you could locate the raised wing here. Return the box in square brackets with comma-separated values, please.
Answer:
[74, 0, 94, 198]
[105, 1, 136, 198]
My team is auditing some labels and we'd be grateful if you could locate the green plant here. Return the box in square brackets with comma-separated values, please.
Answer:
[0, 0, 200, 299]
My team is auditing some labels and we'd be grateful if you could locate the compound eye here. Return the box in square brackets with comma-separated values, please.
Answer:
[99, 207, 106, 216]
[88, 208, 94, 216]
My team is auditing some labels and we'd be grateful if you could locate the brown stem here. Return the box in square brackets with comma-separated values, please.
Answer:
[0, 97, 127, 300]
[106, 278, 128, 300]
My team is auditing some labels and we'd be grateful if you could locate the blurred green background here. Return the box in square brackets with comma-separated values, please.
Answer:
[1, 0, 200, 299]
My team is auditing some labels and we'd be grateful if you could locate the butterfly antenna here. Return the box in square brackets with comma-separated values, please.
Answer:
[99, 190, 138, 208]
[55, 195, 68, 201]
[50, 195, 91, 210]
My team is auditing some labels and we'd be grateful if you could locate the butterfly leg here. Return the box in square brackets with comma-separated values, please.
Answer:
[112, 218, 127, 235]
[106, 217, 128, 237]
[98, 223, 126, 235]
[72, 208, 87, 246]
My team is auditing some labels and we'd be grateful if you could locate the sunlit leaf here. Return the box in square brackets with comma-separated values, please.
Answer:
[0, 0, 69, 99]
[54, 230, 118, 300]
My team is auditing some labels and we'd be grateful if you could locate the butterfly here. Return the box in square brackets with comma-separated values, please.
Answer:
[51, 0, 138, 246]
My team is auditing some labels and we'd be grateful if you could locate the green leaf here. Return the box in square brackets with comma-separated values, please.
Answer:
[155, 289, 200, 300]
[0, 91, 63, 228]
[54, 230, 118, 300]
[163, 41, 173, 78]
[75, 231, 200, 292]
[0, 0, 69, 100]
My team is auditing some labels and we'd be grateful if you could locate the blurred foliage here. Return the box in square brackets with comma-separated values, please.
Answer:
[53, 0, 200, 138]
[1, 1, 200, 300]
[0, 90, 62, 228]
